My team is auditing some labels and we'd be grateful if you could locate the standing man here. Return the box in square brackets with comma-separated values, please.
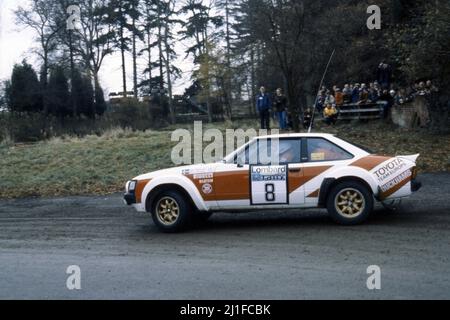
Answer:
[256, 86, 272, 129]
[273, 88, 288, 130]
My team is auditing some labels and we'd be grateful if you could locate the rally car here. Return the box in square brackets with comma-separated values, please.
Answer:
[124, 133, 421, 232]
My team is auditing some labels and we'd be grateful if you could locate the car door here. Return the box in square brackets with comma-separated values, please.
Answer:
[216, 138, 306, 209]
[300, 137, 355, 206]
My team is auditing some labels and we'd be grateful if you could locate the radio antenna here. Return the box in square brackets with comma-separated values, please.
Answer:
[308, 49, 336, 133]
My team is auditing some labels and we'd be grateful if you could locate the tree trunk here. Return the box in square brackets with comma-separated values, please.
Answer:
[147, 27, 152, 91]
[157, 16, 164, 90]
[250, 46, 256, 116]
[164, 22, 175, 124]
[69, 30, 77, 117]
[93, 70, 99, 119]
[119, 8, 127, 98]
[224, 0, 233, 119]
[132, 17, 138, 99]
[42, 51, 49, 116]
[204, 29, 213, 123]
[286, 74, 300, 132]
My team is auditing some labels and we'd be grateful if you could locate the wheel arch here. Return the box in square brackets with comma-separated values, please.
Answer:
[142, 176, 208, 213]
[318, 175, 375, 207]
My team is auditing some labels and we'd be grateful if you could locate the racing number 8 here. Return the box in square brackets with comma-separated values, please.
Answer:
[265, 183, 275, 202]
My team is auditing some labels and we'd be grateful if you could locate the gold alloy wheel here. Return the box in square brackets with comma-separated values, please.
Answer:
[334, 188, 366, 218]
[156, 197, 180, 226]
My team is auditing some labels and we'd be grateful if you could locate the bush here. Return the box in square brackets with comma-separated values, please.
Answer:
[0, 112, 47, 142]
[0, 98, 171, 143]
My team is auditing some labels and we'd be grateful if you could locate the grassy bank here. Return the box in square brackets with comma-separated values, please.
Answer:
[1, 120, 449, 199]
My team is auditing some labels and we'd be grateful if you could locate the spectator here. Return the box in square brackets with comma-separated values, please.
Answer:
[334, 88, 344, 106]
[273, 88, 288, 130]
[417, 82, 427, 96]
[256, 86, 272, 130]
[377, 62, 393, 89]
[303, 107, 313, 129]
[368, 85, 380, 103]
[325, 90, 335, 105]
[425, 80, 439, 94]
[358, 86, 369, 104]
[316, 90, 326, 113]
[323, 103, 338, 125]
[352, 84, 360, 103]
[343, 84, 352, 104]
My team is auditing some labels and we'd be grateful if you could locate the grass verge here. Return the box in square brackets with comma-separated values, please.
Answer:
[1, 120, 449, 199]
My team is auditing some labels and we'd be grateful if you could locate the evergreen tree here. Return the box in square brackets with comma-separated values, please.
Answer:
[94, 82, 107, 116]
[106, 0, 141, 97]
[7, 61, 43, 113]
[72, 69, 95, 118]
[180, 0, 223, 122]
[47, 66, 70, 119]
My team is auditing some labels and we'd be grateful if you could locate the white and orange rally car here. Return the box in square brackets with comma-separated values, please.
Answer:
[124, 133, 421, 232]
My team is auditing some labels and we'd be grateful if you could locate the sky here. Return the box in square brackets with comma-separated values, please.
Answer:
[0, 0, 195, 96]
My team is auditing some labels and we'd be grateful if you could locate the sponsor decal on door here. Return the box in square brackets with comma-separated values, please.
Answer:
[250, 165, 288, 205]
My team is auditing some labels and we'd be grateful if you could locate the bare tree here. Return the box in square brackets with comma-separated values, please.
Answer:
[15, 0, 63, 114]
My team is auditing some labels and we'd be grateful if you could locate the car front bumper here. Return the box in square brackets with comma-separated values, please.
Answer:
[123, 192, 136, 205]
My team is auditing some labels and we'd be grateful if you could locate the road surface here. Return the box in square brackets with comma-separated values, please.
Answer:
[0, 173, 449, 299]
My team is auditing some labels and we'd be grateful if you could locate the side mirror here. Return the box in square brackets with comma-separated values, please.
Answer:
[236, 157, 245, 168]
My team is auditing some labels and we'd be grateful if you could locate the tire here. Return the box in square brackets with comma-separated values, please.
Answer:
[326, 180, 374, 225]
[151, 190, 193, 233]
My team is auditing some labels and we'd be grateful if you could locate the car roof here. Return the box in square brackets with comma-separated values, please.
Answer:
[256, 133, 336, 139]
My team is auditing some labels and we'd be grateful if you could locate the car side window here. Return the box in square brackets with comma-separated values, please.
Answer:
[307, 138, 353, 162]
[235, 139, 301, 165]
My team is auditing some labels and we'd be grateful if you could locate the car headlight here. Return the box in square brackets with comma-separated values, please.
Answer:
[127, 180, 137, 192]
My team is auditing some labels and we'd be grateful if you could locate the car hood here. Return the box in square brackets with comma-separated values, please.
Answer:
[133, 163, 219, 181]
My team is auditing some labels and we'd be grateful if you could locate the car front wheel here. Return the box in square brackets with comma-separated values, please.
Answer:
[326, 181, 374, 225]
[151, 191, 192, 233]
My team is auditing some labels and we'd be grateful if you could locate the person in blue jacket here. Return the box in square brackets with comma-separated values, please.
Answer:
[256, 86, 272, 129]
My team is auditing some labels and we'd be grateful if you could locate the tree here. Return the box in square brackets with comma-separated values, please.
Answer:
[94, 81, 107, 116]
[6, 61, 43, 113]
[386, 0, 450, 132]
[180, 0, 223, 123]
[106, 0, 141, 97]
[162, 0, 182, 124]
[71, 69, 94, 118]
[15, 0, 63, 114]
[216, 0, 239, 119]
[139, 0, 160, 95]
[47, 66, 71, 119]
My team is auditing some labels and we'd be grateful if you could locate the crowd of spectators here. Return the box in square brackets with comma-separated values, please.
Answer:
[256, 62, 439, 131]
[311, 78, 438, 128]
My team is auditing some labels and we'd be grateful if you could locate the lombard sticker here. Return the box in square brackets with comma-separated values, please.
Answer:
[250, 165, 288, 205]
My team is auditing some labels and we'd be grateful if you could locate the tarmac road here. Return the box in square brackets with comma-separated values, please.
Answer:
[0, 173, 449, 300]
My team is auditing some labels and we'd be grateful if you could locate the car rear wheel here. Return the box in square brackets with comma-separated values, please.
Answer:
[151, 191, 192, 233]
[326, 181, 373, 225]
